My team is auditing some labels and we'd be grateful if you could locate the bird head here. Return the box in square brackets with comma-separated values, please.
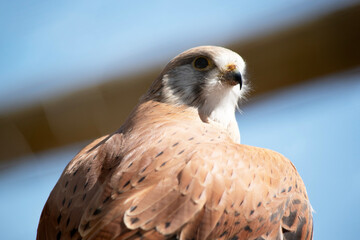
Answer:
[144, 46, 248, 136]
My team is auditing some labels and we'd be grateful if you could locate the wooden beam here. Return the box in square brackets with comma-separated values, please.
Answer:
[1, 4, 359, 161]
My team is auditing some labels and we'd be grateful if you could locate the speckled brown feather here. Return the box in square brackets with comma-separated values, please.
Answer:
[38, 46, 312, 240]
[37, 100, 313, 240]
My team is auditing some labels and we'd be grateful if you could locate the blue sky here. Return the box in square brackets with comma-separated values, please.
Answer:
[0, 0, 355, 111]
[1, 70, 359, 239]
[0, 1, 359, 239]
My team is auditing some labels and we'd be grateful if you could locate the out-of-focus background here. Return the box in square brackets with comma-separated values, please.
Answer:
[1, 1, 360, 239]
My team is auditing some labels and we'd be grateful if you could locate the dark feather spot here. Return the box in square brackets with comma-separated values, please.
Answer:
[270, 212, 278, 222]
[234, 211, 240, 216]
[93, 208, 101, 215]
[103, 196, 110, 203]
[70, 228, 77, 237]
[244, 226, 252, 232]
[288, 186, 292, 192]
[178, 150, 185, 155]
[230, 236, 239, 240]
[235, 221, 240, 225]
[130, 217, 139, 224]
[64, 181, 68, 188]
[73, 185, 77, 193]
[62, 198, 66, 206]
[130, 206, 137, 212]
[155, 151, 164, 158]
[172, 142, 179, 147]
[128, 162, 133, 168]
[250, 210, 254, 216]
[165, 222, 171, 228]
[160, 161, 167, 167]
[56, 231, 61, 240]
[57, 214, 62, 224]
[219, 231, 228, 237]
[123, 180, 131, 188]
[84, 222, 90, 231]
[186, 184, 190, 190]
[188, 137, 194, 141]
[157, 139, 162, 143]
[292, 199, 301, 205]
[216, 221, 220, 227]
[224, 221, 228, 226]
[66, 217, 70, 227]
[82, 194, 87, 201]
[67, 199, 72, 208]
[140, 167, 147, 173]
[281, 188, 286, 193]
[84, 181, 89, 189]
[87, 167, 91, 173]
[282, 209, 297, 228]
[138, 176, 146, 183]
[257, 202, 262, 207]
[239, 200, 244, 206]
[73, 169, 78, 176]
[254, 237, 265, 240]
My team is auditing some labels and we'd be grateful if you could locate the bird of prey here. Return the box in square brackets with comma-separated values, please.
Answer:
[37, 46, 313, 240]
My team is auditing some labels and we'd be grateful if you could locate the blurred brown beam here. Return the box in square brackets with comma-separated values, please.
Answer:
[1, 4, 360, 162]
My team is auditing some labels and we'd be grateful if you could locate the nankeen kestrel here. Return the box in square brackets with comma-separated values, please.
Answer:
[37, 46, 313, 240]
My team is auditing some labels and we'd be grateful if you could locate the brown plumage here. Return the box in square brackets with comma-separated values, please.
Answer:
[37, 46, 313, 240]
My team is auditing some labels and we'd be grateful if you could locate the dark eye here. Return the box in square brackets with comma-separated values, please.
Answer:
[193, 57, 210, 70]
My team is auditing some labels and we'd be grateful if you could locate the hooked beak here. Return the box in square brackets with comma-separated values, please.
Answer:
[222, 69, 243, 89]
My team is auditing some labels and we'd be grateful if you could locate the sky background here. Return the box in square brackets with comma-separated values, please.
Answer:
[0, 1, 359, 239]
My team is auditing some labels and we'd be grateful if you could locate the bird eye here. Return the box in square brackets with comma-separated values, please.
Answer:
[193, 57, 211, 70]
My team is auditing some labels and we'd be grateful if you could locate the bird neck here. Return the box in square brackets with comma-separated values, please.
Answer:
[198, 103, 240, 144]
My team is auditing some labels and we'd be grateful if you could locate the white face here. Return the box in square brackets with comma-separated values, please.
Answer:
[161, 46, 247, 122]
